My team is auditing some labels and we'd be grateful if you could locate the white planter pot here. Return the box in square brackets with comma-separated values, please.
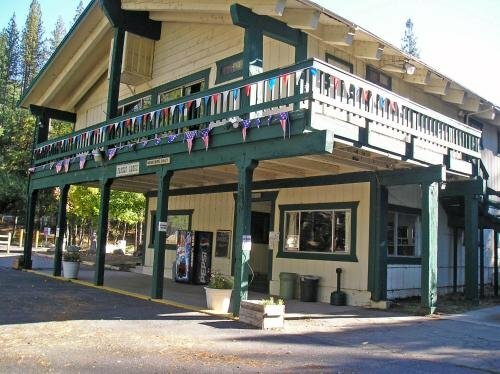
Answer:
[62, 261, 80, 279]
[205, 287, 232, 313]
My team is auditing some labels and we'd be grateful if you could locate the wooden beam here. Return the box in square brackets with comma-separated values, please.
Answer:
[65, 59, 108, 109]
[404, 68, 430, 85]
[23, 189, 38, 269]
[460, 96, 481, 112]
[441, 178, 485, 197]
[30, 105, 77, 123]
[464, 195, 479, 301]
[475, 107, 496, 121]
[377, 165, 446, 186]
[443, 88, 466, 105]
[424, 77, 450, 96]
[100, 0, 161, 40]
[353, 41, 384, 60]
[281, 8, 321, 30]
[308, 24, 355, 46]
[94, 178, 112, 286]
[107, 27, 125, 120]
[53, 184, 70, 277]
[149, 11, 232, 24]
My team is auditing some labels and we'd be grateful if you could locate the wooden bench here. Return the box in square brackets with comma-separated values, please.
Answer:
[0, 233, 11, 253]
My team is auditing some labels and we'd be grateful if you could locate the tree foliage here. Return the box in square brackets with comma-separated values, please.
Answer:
[48, 16, 66, 56]
[21, 0, 45, 93]
[401, 18, 420, 58]
[74, 1, 85, 24]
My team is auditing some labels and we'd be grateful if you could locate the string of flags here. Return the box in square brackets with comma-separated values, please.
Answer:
[28, 111, 294, 175]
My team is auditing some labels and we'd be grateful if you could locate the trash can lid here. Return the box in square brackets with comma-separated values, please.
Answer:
[279, 272, 298, 278]
[300, 275, 320, 280]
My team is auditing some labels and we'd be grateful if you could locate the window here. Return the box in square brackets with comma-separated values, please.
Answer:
[149, 210, 193, 249]
[325, 53, 353, 73]
[387, 210, 421, 257]
[278, 202, 358, 261]
[118, 95, 152, 116]
[366, 66, 392, 90]
[215, 53, 244, 83]
[158, 80, 204, 104]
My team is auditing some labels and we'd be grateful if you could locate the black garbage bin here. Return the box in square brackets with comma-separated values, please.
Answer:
[300, 275, 320, 302]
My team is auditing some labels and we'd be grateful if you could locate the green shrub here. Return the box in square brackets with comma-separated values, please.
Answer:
[63, 251, 81, 262]
[261, 297, 284, 306]
[207, 272, 233, 289]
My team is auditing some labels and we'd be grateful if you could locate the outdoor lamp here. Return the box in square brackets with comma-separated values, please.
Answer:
[404, 62, 416, 75]
[92, 149, 104, 164]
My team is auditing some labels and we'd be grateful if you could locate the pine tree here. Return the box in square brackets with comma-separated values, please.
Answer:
[21, 0, 45, 93]
[48, 16, 66, 56]
[401, 18, 420, 58]
[3, 14, 20, 84]
[74, 1, 85, 24]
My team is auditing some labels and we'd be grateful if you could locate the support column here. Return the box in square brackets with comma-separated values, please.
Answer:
[464, 195, 479, 301]
[94, 178, 113, 286]
[368, 179, 388, 302]
[479, 228, 484, 298]
[453, 227, 458, 293]
[23, 189, 38, 269]
[53, 185, 70, 276]
[106, 27, 125, 120]
[151, 168, 173, 299]
[420, 182, 439, 314]
[494, 230, 498, 296]
[232, 158, 258, 316]
[242, 27, 263, 78]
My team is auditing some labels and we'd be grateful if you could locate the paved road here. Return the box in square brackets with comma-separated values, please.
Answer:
[0, 260, 499, 373]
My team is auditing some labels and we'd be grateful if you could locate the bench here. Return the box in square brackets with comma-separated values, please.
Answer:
[0, 233, 11, 253]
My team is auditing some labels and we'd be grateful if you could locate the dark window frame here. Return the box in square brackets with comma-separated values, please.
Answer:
[149, 209, 194, 250]
[366, 65, 392, 91]
[386, 204, 421, 264]
[325, 53, 353, 74]
[277, 202, 358, 262]
[215, 53, 244, 84]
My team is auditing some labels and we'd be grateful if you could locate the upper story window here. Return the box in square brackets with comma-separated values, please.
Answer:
[158, 80, 205, 104]
[366, 65, 392, 91]
[118, 95, 152, 117]
[387, 209, 421, 257]
[326, 53, 353, 74]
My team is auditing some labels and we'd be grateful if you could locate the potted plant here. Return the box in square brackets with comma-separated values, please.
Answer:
[205, 271, 233, 313]
[239, 297, 286, 329]
[62, 251, 81, 279]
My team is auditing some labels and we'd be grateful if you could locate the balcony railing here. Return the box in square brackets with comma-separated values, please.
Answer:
[32, 58, 481, 173]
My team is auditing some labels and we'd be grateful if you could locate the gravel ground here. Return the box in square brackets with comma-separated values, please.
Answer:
[1, 262, 499, 373]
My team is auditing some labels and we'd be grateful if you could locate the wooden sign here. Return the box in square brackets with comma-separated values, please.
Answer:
[146, 157, 171, 167]
[215, 230, 231, 258]
[116, 162, 140, 177]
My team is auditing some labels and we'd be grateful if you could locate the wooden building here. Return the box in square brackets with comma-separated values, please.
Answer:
[19, 0, 500, 315]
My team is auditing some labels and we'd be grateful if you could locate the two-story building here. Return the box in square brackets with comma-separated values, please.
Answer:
[19, 0, 499, 315]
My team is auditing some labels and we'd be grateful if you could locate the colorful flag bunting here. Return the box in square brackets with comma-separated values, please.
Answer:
[55, 160, 63, 173]
[184, 131, 197, 154]
[79, 155, 87, 170]
[195, 98, 202, 108]
[244, 85, 251, 96]
[241, 119, 251, 142]
[281, 74, 289, 86]
[167, 134, 178, 143]
[108, 148, 117, 160]
[200, 128, 210, 151]
[268, 77, 277, 91]
[232, 88, 239, 100]
[279, 112, 289, 138]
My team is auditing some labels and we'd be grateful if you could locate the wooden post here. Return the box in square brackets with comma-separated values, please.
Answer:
[453, 227, 458, 293]
[106, 27, 125, 120]
[151, 168, 173, 299]
[494, 230, 498, 296]
[368, 179, 388, 302]
[19, 229, 24, 248]
[464, 195, 479, 302]
[94, 179, 112, 286]
[53, 185, 70, 276]
[232, 158, 258, 316]
[420, 182, 439, 314]
[479, 228, 484, 298]
[23, 189, 38, 269]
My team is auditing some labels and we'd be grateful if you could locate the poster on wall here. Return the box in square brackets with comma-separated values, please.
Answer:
[215, 230, 231, 258]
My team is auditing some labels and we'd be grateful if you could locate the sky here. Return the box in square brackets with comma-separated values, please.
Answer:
[0, 0, 498, 105]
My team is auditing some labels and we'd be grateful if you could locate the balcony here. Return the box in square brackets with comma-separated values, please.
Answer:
[32, 58, 481, 177]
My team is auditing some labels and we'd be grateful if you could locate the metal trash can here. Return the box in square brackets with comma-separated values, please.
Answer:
[279, 272, 298, 300]
[300, 275, 320, 302]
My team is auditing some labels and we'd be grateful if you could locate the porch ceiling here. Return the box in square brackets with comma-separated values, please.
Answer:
[99, 143, 418, 194]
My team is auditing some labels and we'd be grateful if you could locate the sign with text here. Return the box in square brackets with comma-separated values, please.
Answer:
[116, 162, 140, 177]
[158, 221, 168, 232]
[146, 157, 171, 167]
[242, 235, 252, 252]
[215, 230, 231, 258]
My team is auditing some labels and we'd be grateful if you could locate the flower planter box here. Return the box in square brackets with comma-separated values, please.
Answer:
[205, 287, 232, 313]
[239, 300, 285, 329]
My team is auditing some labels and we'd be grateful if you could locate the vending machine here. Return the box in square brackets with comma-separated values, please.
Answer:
[175, 231, 213, 284]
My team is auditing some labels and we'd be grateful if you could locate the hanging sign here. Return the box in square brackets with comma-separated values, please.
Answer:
[242, 235, 252, 252]
[55, 227, 60, 238]
[116, 162, 140, 177]
[146, 157, 171, 167]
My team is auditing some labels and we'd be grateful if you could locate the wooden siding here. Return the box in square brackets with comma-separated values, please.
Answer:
[75, 22, 244, 130]
[307, 37, 461, 122]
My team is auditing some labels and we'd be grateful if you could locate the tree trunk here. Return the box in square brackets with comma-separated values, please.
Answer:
[139, 221, 143, 246]
[122, 222, 127, 241]
[134, 222, 138, 252]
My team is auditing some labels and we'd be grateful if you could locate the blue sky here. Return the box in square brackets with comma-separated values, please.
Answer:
[1, 0, 499, 105]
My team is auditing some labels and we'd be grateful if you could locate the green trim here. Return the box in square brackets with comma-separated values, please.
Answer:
[215, 53, 244, 84]
[387, 256, 421, 265]
[30, 105, 76, 123]
[118, 69, 211, 112]
[19, 0, 97, 108]
[325, 53, 353, 73]
[148, 209, 194, 249]
[388, 204, 421, 215]
[107, 27, 125, 120]
[276, 202, 359, 262]
[377, 165, 445, 186]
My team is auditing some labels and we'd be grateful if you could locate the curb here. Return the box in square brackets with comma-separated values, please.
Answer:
[24, 269, 237, 321]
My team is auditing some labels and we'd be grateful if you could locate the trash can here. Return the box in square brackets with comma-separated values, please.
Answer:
[300, 275, 320, 302]
[279, 272, 298, 300]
